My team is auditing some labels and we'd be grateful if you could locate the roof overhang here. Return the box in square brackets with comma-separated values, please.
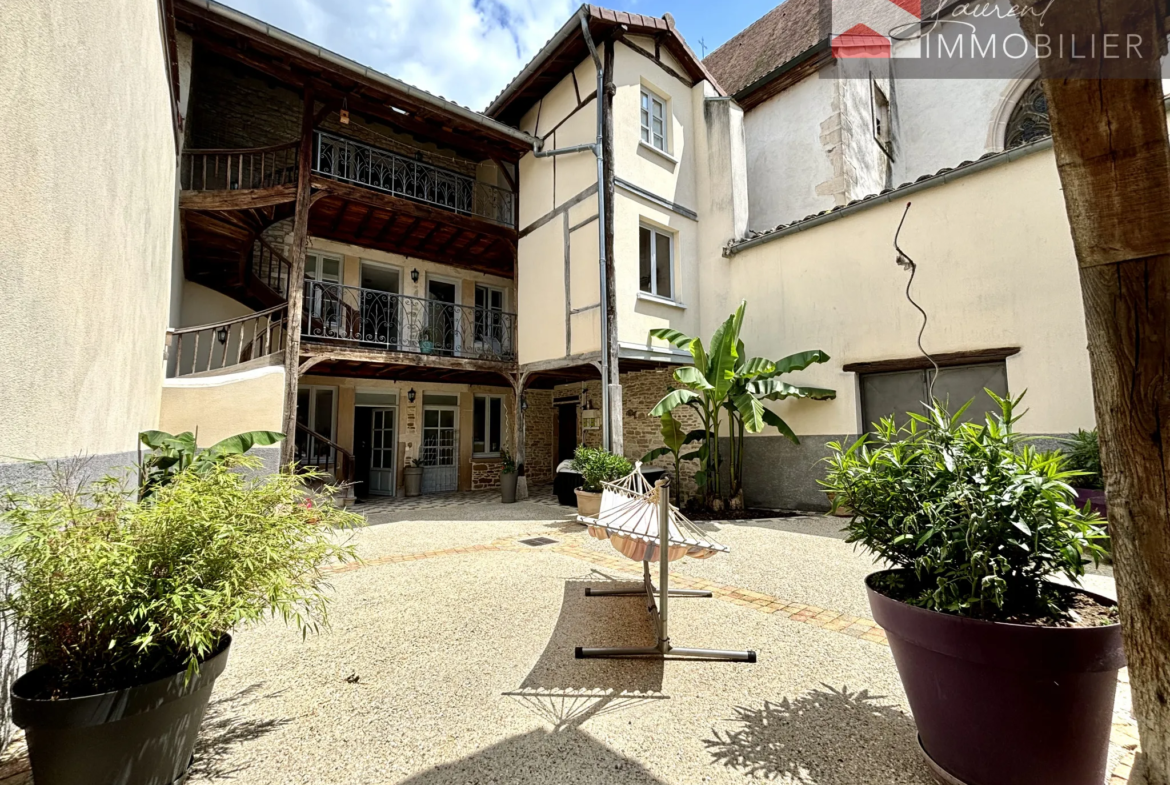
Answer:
[175, 0, 537, 160]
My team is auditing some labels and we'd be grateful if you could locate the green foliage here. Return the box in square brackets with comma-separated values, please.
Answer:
[573, 445, 633, 492]
[500, 450, 517, 475]
[821, 392, 1108, 621]
[139, 429, 284, 498]
[1061, 428, 1103, 490]
[0, 458, 361, 697]
[649, 301, 834, 508]
[641, 412, 703, 505]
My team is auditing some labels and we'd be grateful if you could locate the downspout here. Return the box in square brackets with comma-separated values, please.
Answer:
[531, 8, 610, 451]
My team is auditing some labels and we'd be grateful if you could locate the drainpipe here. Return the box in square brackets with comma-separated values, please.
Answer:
[529, 8, 610, 452]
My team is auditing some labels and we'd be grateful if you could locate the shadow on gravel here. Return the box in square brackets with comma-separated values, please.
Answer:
[190, 683, 291, 780]
[703, 684, 932, 785]
[505, 576, 668, 730]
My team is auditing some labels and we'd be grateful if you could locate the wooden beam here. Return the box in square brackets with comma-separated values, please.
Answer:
[310, 175, 518, 242]
[280, 85, 316, 466]
[841, 348, 1021, 375]
[179, 183, 298, 211]
[300, 342, 515, 376]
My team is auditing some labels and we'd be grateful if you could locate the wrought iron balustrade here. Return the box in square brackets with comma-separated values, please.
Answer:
[301, 281, 517, 362]
[180, 141, 299, 191]
[313, 131, 515, 228]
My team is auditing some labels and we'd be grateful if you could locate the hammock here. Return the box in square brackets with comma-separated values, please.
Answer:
[574, 467, 755, 663]
[582, 464, 728, 562]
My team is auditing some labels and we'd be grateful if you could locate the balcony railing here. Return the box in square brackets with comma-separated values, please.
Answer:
[313, 131, 515, 228]
[180, 141, 299, 191]
[301, 281, 517, 362]
[166, 304, 287, 378]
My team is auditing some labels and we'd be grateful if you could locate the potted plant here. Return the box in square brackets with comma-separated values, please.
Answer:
[1062, 428, 1107, 517]
[499, 450, 518, 504]
[572, 445, 632, 519]
[403, 456, 424, 496]
[1, 438, 360, 785]
[822, 393, 1121, 785]
[418, 327, 434, 355]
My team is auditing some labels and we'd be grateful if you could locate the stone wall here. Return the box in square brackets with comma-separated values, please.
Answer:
[523, 389, 554, 484]
[471, 460, 503, 490]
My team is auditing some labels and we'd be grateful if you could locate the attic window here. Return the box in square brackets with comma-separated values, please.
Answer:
[640, 89, 667, 151]
[871, 80, 893, 161]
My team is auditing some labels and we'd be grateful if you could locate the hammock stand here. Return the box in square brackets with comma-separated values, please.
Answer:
[575, 471, 756, 663]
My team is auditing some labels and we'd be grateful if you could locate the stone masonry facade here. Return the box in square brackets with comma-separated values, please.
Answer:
[471, 460, 503, 490]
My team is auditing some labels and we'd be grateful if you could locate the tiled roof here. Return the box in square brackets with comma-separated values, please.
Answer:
[703, 0, 831, 98]
[726, 137, 1054, 254]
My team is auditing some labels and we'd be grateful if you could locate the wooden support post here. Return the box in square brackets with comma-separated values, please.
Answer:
[602, 39, 622, 457]
[513, 372, 529, 500]
[280, 87, 316, 467]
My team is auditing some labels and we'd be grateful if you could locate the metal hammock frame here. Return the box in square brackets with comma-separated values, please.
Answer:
[575, 473, 756, 663]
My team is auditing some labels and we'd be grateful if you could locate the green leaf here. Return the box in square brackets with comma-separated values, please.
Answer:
[203, 430, 285, 459]
[761, 408, 800, 444]
[650, 388, 700, 416]
[673, 366, 715, 390]
[770, 350, 831, 376]
[730, 388, 767, 434]
[640, 446, 673, 463]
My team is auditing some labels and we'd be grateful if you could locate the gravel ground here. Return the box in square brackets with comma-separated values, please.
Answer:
[188, 514, 1128, 785]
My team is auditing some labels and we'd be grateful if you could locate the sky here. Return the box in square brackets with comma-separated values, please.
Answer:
[217, 0, 782, 110]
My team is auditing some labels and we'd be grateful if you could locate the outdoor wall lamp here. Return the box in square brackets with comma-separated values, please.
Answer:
[521, 395, 528, 412]
[407, 388, 416, 403]
[411, 268, 419, 283]
[215, 326, 229, 345]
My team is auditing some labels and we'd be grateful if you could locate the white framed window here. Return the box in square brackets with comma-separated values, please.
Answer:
[639, 224, 674, 300]
[474, 284, 505, 344]
[473, 395, 504, 457]
[640, 89, 667, 152]
[871, 79, 894, 160]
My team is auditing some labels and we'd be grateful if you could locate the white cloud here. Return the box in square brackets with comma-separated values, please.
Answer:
[219, 0, 575, 110]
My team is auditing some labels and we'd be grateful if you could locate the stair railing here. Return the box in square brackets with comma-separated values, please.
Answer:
[295, 423, 356, 487]
[166, 304, 287, 378]
[249, 236, 293, 299]
[180, 141, 299, 191]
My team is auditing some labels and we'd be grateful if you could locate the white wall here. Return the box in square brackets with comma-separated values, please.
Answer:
[0, 0, 176, 463]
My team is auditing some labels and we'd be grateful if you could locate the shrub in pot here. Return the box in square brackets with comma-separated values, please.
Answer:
[0, 450, 361, 785]
[571, 445, 632, 518]
[404, 457, 424, 497]
[822, 393, 1120, 785]
[500, 451, 518, 504]
[1062, 428, 1108, 517]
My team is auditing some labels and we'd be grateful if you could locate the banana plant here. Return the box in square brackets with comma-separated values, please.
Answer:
[640, 411, 704, 505]
[138, 429, 285, 499]
[648, 301, 836, 509]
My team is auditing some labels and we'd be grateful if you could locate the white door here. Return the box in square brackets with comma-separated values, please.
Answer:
[369, 407, 396, 495]
[420, 406, 458, 492]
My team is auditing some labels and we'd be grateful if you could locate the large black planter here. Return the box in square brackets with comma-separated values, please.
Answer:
[866, 572, 1124, 785]
[11, 636, 231, 785]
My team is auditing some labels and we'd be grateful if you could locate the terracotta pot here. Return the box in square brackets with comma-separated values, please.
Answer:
[866, 571, 1125, 785]
[575, 488, 602, 518]
[12, 637, 231, 785]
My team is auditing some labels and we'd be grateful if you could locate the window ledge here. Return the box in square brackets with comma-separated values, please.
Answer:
[638, 140, 678, 164]
[637, 291, 685, 310]
[473, 454, 503, 461]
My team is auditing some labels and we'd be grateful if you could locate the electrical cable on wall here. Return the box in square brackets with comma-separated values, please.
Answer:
[893, 202, 939, 402]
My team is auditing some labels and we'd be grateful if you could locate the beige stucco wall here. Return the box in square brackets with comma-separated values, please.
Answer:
[159, 365, 286, 445]
[697, 146, 1094, 437]
[0, 0, 176, 463]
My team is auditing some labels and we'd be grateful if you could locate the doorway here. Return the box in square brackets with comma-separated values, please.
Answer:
[421, 395, 459, 493]
[556, 403, 578, 463]
[427, 278, 458, 355]
[359, 261, 401, 349]
[354, 406, 397, 498]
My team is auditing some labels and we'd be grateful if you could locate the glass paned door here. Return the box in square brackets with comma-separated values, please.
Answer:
[369, 407, 396, 495]
[304, 254, 343, 338]
[420, 406, 458, 493]
[426, 279, 457, 356]
[474, 285, 505, 354]
[295, 386, 336, 468]
[360, 263, 401, 349]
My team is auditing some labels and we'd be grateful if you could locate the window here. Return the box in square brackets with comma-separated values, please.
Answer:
[473, 395, 504, 457]
[859, 362, 1008, 435]
[295, 385, 337, 466]
[640, 89, 667, 151]
[474, 284, 504, 345]
[871, 80, 893, 159]
[1005, 80, 1051, 149]
[639, 225, 673, 299]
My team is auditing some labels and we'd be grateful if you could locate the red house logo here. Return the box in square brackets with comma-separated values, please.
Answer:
[830, 0, 923, 59]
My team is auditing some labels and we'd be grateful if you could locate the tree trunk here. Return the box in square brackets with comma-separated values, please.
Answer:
[1020, 3, 1170, 780]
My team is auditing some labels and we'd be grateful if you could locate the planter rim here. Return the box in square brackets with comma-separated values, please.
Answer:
[866, 569, 1125, 672]
[12, 635, 232, 729]
[575, 488, 601, 496]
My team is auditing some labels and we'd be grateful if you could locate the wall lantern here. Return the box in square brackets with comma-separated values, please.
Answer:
[215, 325, 229, 345]
[407, 388, 417, 403]
[521, 395, 528, 412]
[411, 268, 419, 283]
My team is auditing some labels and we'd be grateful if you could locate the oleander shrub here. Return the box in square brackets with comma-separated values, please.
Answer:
[821, 392, 1108, 621]
[1062, 428, 1104, 490]
[573, 445, 633, 492]
[0, 457, 361, 698]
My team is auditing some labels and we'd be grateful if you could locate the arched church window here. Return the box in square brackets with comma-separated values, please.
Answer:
[1005, 80, 1051, 149]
